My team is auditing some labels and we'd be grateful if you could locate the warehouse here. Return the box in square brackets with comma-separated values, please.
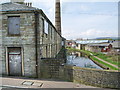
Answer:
[0, 0, 65, 78]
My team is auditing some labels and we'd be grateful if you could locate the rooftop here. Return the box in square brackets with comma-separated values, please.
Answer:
[0, 2, 38, 12]
[0, 2, 63, 38]
[87, 43, 111, 47]
[76, 40, 109, 44]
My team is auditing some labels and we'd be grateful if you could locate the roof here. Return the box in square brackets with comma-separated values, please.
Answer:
[76, 40, 109, 44]
[0, 2, 38, 12]
[0, 2, 63, 38]
[87, 43, 112, 47]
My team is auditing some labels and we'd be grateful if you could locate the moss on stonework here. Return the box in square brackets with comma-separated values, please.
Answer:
[55, 47, 67, 59]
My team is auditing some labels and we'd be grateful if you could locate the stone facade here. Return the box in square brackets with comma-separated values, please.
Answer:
[0, 2, 65, 78]
[1, 13, 37, 77]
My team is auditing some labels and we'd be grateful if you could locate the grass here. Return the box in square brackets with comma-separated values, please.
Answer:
[67, 48, 119, 70]
[87, 51, 120, 67]
[76, 49, 119, 67]
[90, 52, 118, 64]
[90, 56, 118, 70]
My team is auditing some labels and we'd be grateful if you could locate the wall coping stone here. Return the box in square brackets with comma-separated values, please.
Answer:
[65, 65, 120, 72]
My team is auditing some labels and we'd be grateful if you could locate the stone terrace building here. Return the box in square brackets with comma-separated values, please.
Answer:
[0, 0, 65, 78]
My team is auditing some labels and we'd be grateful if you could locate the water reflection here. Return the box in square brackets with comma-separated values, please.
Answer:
[67, 52, 103, 69]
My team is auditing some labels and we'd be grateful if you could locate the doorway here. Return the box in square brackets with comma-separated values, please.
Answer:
[8, 47, 22, 76]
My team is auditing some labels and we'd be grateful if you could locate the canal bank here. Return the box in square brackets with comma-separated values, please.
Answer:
[57, 48, 119, 88]
[67, 48, 119, 70]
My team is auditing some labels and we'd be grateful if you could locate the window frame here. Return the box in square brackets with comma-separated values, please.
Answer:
[7, 16, 20, 36]
[44, 20, 48, 34]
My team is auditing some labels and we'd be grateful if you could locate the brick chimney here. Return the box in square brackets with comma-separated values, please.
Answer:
[11, 0, 25, 4]
[55, 0, 61, 35]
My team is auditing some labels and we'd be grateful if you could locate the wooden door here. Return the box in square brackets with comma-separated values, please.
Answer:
[8, 48, 22, 76]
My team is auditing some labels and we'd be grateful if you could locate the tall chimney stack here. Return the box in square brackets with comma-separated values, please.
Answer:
[55, 0, 61, 35]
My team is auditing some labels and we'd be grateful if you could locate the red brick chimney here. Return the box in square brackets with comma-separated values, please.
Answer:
[55, 0, 61, 35]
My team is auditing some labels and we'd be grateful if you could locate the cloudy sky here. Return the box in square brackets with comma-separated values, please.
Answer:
[1, 0, 119, 39]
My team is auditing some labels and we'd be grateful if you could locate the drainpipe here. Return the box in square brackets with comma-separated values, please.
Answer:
[34, 11, 39, 78]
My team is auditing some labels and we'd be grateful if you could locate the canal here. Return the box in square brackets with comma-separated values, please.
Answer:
[67, 52, 103, 70]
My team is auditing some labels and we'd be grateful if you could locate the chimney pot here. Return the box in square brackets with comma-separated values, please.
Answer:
[30, 3, 32, 7]
[25, 2, 32, 7]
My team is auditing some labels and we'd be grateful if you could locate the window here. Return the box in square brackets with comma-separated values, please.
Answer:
[8, 16, 20, 35]
[62, 41, 64, 46]
[41, 18, 44, 34]
[8, 47, 21, 55]
[51, 27, 52, 40]
[52, 28, 54, 41]
[76, 44, 79, 47]
[41, 18, 48, 34]
[44, 20, 48, 34]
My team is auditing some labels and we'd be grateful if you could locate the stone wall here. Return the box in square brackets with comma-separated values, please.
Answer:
[62, 65, 120, 88]
[39, 58, 65, 79]
[39, 47, 66, 79]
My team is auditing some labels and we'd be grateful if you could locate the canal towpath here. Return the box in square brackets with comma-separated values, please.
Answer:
[92, 55, 119, 69]
[89, 52, 119, 69]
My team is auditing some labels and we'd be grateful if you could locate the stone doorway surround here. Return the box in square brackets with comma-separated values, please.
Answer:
[5, 47, 24, 76]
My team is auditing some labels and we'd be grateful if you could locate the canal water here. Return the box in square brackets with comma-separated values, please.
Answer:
[67, 52, 103, 70]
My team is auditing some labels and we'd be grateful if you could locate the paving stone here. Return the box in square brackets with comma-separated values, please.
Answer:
[22, 81, 34, 86]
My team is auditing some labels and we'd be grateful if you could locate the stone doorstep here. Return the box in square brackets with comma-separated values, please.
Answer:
[22, 81, 43, 87]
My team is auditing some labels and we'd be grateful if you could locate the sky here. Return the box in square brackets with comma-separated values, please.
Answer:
[1, 0, 119, 40]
